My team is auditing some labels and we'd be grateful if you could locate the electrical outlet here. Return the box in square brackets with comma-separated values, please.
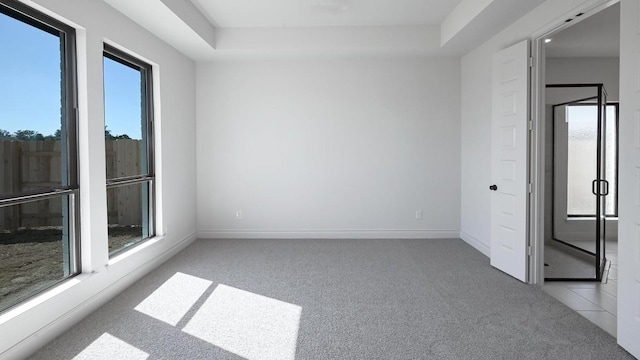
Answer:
[236, 210, 242, 220]
[416, 210, 423, 220]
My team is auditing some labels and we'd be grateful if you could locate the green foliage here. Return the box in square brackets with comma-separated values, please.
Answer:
[14, 130, 44, 141]
[0, 127, 130, 141]
[42, 129, 62, 140]
[105, 126, 131, 140]
[0, 129, 43, 140]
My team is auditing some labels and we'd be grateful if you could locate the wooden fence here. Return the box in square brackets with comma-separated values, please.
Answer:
[1, 139, 142, 230]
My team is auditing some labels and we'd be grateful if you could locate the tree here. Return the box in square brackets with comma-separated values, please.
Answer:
[105, 126, 130, 140]
[105, 126, 114, 139]
[43, 129, 62, 140]
[0, 129, 12, 139]
[14, 130, 44, 141]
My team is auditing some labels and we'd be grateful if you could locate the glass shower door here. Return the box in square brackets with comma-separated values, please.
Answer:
[546, 84, 613, 281]
[594, 86, 608, 280]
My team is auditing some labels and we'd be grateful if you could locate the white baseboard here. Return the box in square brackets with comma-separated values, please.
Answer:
[1, 232, 197, 360]
[460, 231, 490, 257]
[198, 229, 460, 240]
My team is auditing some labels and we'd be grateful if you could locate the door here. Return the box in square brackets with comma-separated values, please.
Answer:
[594, 87, 607, 280]
[490, 40, 530, 282]
[617, 0, 640, 356]
[548, 88, 611, 281]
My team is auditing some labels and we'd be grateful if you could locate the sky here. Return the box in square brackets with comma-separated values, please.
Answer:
[104, 57, 143, 140]
[0, 10, 142, 140]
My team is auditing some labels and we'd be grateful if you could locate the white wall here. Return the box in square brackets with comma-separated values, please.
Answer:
[197, 57, 461, 239]
[546, 57, 620, 100]
[616, 0, 640, 353]
[0, 0, 196, 358]
[459, 0, 608, 255]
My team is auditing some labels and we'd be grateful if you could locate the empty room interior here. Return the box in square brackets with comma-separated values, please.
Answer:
[1, 0, 640, 359]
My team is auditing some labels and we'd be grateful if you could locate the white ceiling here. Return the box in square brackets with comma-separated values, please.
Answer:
[191, 0, 463, 28]
[104, 0, 546, 60]
[546, 2, 620, 58]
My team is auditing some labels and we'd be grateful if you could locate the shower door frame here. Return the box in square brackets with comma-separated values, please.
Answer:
[545, 83, 609, 282]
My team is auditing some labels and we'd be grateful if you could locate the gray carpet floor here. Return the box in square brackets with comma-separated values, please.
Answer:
[29, 238, 634, 359]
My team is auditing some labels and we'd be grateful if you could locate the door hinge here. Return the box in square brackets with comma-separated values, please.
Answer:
[527, 246, 532, 256]
[528, 120, 533, 131]
[528, 56, 534, 68]
[528, 183, 533, 194]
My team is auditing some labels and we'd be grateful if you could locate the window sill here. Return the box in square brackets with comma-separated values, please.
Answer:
[108, 234, 166, 267]
[0, 273, 92, 326]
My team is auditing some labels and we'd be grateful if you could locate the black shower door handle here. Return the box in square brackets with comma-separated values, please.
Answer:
[489, 184, 498, 191]
[592, 179, 610, 196]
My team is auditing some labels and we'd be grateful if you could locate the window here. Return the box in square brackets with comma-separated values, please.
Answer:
[103, 44, 155, 256]
[0, 0, 78, 312]
[566, 104, 618, 217]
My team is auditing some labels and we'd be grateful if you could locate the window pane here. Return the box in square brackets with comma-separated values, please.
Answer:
[104, 46, 154, 257]
[0, 195, 75, 311]
[566, 105, 618, 216]
[0, 11, 66, 196]
[103, 57, 147, 179]
[566, 106, 597, 215]
[107, 181, 152, 256]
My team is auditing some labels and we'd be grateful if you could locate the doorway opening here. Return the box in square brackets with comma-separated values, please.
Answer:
[530, 0, 621, 337]
[538, 2, 620, 282]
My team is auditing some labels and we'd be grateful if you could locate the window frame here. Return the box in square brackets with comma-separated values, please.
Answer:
[103, 44, 156, 256]
[0, 0, 80, 309]
[0, 0, 79, 199]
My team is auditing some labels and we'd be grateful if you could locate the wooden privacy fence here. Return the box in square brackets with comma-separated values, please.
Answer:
[105, 139, 144, 228]
[0, 139, 142, 231]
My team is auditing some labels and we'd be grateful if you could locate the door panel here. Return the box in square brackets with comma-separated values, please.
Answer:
[595, 88, 607, 279]
[490, 40, 530, 282]
[618, 0, 640, 356]
[549, 99, 609, 280]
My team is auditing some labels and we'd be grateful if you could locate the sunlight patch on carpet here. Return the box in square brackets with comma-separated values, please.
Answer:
[134, 272, 212, 326]
[72, 333, 148, 360]
[182, 284, 302, 360]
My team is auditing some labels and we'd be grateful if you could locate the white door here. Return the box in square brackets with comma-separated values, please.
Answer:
[617, 0, 640, 356]
[490, 40, 530, 282]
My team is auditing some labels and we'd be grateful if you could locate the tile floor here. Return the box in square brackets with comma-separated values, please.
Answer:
[542, 242, 618, 337]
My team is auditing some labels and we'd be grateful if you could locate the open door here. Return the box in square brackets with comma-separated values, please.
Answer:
[490, 40, 530, 282]
[617, 0, 640, 356]
[545, 85, 611, 281]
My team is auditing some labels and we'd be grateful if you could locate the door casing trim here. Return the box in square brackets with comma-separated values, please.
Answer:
[528, 0, 620, 285]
